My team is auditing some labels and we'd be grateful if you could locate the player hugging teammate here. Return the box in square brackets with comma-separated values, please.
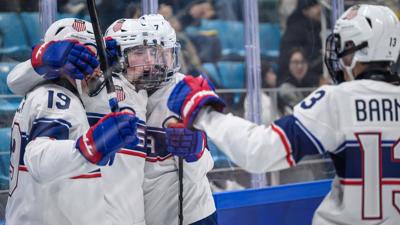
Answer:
[6, 14, 217, 225]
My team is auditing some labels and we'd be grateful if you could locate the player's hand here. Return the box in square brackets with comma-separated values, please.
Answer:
[105, 37, 121, 66]
[165, 122, 206, 162]
[76, 112, 139, 166]
[31, 40, 99, 80]
[167, 75, 225, 127]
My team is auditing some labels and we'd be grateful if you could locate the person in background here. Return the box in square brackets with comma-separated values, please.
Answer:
[278, 47, 316, 114]
[278, 0, 322, 84]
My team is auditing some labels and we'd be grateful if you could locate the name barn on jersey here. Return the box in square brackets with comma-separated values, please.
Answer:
[355, 98, 400, 122]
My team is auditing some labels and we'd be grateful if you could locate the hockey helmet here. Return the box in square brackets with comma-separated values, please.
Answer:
[142, 14, 181, 75]
[325, 4, 400, 83]
[105, 18, 168, 91]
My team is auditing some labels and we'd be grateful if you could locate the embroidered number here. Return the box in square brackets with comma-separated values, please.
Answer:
[356, 133, 400, 219]
[47, 90, 71, 109]
[300, 90, 325, 109]
[9, 123, 26, 196]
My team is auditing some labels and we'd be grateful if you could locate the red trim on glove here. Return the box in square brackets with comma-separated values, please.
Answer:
[31, 41, 53, 68]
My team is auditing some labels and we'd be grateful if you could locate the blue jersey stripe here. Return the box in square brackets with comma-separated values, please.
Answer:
[273, 115, 324, 162]
[30, 118, 71, 141]
[294, 119, 325, 154]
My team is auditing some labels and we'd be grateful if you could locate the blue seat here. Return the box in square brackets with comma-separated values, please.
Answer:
[0, 62, 17, 94]
[259, 23, 281, 58]
[202, 61, 244, 108]
[0, 127, 10, 190]
[207, 138, 233, 168]
[202, 63, 221, 86]
[0, 13, 31, 59]
[57, 13, 77, 20]
[186, 20, 280, 58]
[202, 61, 245, 89]
[21, 12, 41, 45]
[20, 13, 85, 46]
[217, 61, 245, 89]
[0, 128, 10, 152]
[0, 97, 21, 111]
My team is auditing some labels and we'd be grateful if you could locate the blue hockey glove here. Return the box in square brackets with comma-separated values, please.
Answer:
[105, 37, 121, 66]
[165, 122, 206, 162]
[31, 40, 99, 80]
[76, 112, 139, 166]
[167, 75, 225, 127]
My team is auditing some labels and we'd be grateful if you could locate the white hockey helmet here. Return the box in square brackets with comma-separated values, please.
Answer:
[44, 18, 96, 46]
[43, 18, 103, 95]
[140, 14, 180, 75]
[105, 18, 170, 91]
[325, 4, 400, 83]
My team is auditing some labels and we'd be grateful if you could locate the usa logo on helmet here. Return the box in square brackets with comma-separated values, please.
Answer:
[72, 19, 86, 32]
[344, 5, 360, 20]
[113, 19, 126, 32]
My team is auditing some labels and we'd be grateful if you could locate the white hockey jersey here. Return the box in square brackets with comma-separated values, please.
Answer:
[195, 79, 400, 225]
[6, 82, 107, 225]
[143, 73, 216, 225]
[7, 60, 149, 225]
[82, 74, 148, 225]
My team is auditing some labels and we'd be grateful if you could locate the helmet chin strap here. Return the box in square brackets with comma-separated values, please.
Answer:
[340, 57, 357, 81]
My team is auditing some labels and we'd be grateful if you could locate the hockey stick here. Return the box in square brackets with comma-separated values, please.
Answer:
[178, 157, 183, 225]
[86, 0, 119, 112]
[164, 117, 184, 225]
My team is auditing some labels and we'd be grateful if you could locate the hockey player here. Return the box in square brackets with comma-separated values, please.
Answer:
[6, 18, 151, 225]
[7, 15, 217, 225]
[5, 18, 139, 225]
[106, 15, 217, 225]
[167, 4, 400, 225]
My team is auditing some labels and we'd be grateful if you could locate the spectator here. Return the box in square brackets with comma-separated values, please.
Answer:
[261, 61, 278, 89]
[278, 0, 323, 85]
[168, 16, 205, 75]
[278, 0, 298, 32]
[124, 2, 141, 19]
[278, 48, 315, 114]
[179, 0, 216, 29]
[212, 0, 242, 21]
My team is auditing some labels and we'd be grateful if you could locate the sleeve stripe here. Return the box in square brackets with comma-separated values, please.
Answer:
[294, 120, 325, 154]
[118, 148, 147, 158]
[32, 118, 72, 128]
[86, 112, 105, 118]
[30, 118, 71, 140]
[271, 124, 295, 167]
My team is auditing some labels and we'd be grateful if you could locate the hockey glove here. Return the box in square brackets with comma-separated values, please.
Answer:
[165, 122, 206, 162]
[167, 75, 225, 127]
[76, 112, 139, 166]
[105, 37, 121, 66]
[31, 40, 99, 80]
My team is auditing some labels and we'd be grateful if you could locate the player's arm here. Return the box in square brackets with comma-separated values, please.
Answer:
[25, 136, 96, 183]
[24, 93, 139, 183]
[7, 39, 100, 95]
[7, 60, 44, 95]
[167, 76, 343, 173]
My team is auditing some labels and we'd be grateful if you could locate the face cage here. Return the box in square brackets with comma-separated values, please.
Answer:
[324, 33, 345, 83]
[168, 42, 181, 74]
[128, 64, 172, 91]
[122, 46, 171, 91]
